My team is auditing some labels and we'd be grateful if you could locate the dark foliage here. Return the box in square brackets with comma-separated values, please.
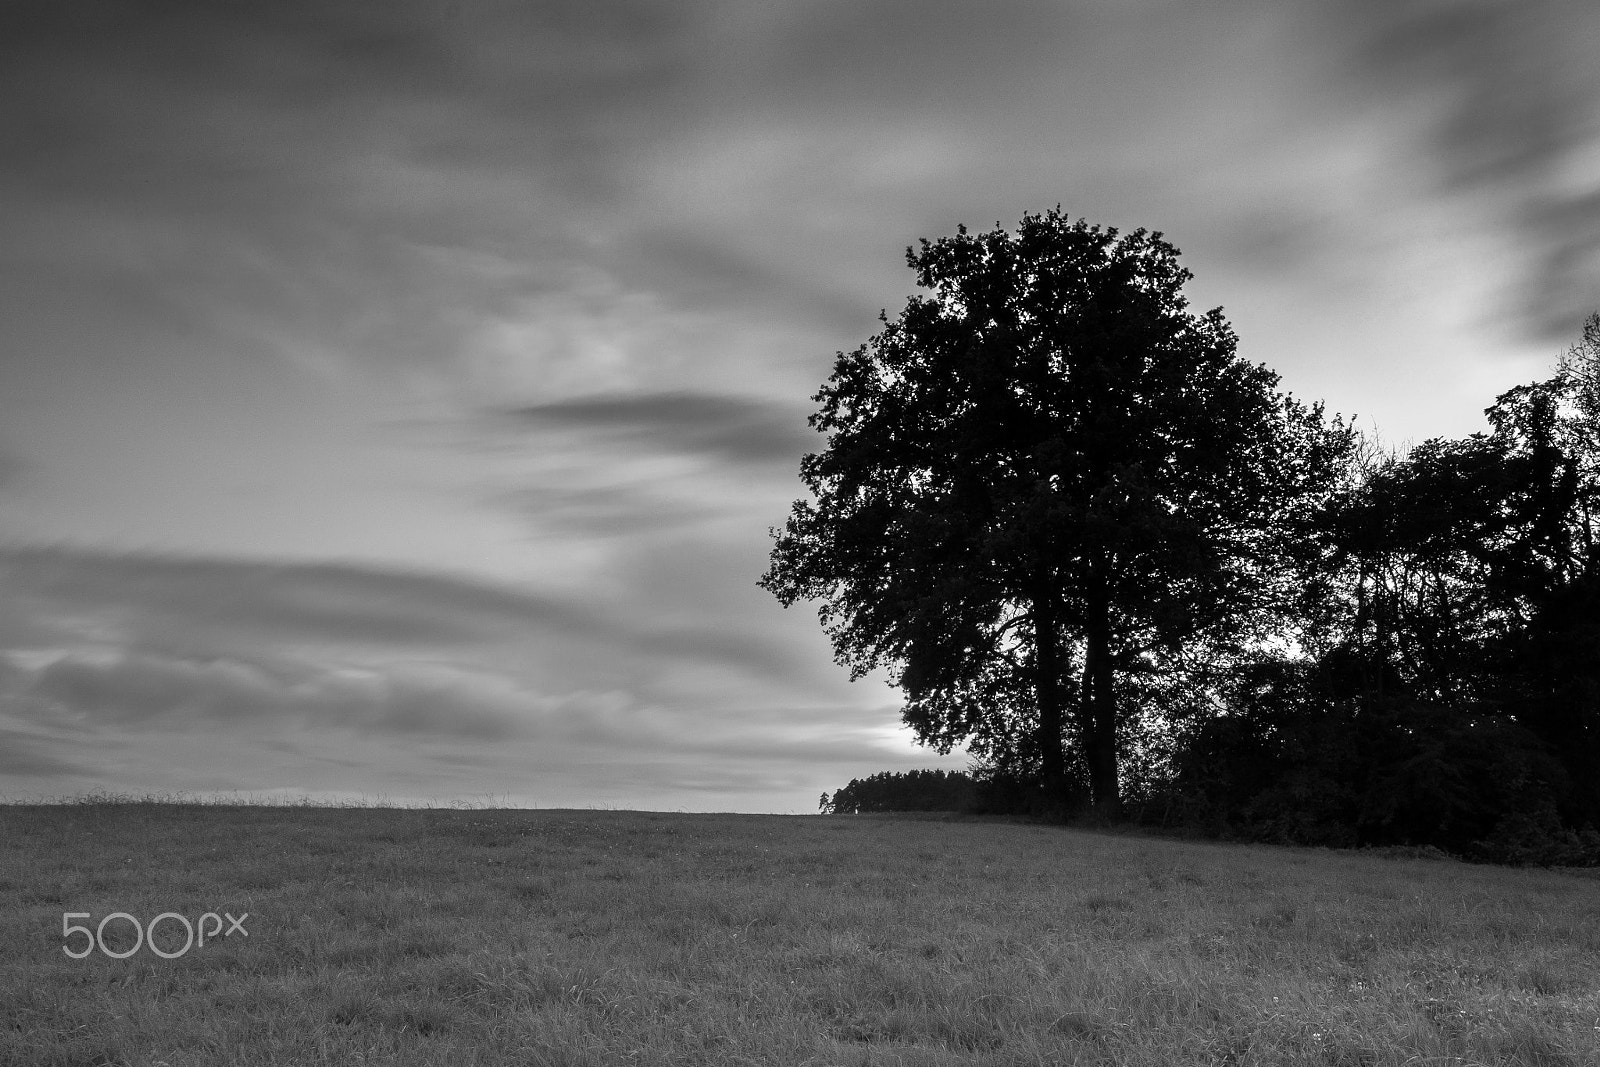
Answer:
[778, 212, 1600, 866]
[766, 210, 1351, 813]
[1141, 313, 1600, 864]
[820, 769, 976, 815]
[1152, 657, 1576, 855]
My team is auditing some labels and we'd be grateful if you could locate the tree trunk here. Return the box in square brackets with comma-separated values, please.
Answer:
[1031, 591, 1068, 811]
[1081, 574, 1121, 813]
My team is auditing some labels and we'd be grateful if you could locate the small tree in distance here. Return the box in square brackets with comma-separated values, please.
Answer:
[762, 210, 1353, 814]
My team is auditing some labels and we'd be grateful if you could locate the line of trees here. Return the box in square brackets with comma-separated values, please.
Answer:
[770, 210, 1600, 864]
[820, 769, 975, 814]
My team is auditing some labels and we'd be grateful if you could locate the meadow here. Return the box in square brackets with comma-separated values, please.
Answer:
[1, 802, 1596, 1066]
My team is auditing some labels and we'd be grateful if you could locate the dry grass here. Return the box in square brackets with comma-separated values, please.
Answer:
[2, 802, 1597, 1065]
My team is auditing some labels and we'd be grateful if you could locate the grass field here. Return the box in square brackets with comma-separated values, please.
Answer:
[2, 803, 1597, 1066]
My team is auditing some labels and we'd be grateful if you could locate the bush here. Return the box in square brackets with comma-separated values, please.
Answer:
[1470, 805, 1600, 866]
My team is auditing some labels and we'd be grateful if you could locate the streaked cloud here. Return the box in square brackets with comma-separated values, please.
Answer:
[509, 391, 815, 469]
[0, 546, 807, 685]
[0, 546, 953, 805]
[0, 727, 92, 779]
[0, 547, 595, 651]
[1295, 0, 1600, 343]
[0, 445, 21, 494]
[21, 652, 528, 740]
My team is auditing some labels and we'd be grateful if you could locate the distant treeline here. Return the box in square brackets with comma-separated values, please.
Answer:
[820, 770, 975, 815]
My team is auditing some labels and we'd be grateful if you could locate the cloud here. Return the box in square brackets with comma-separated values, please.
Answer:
[0, 542, 963, 808]
[0, 542, 849, 726]
[508, 391, 816, 468]
[1296, 1, 1600, 342]
[0, 445, 21, 493]
[0, 540, 920, 719]
[0, 546, 603, 652]
[494, 483, 710, 539]
[0, 544, 818, 684]
[0, 727, 92, 779]
[17, 650, 530, 740]
[465, 389, 816, 542]
[0, 0, 721, 404]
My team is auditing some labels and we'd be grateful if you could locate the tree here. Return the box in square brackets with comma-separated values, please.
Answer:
[762, 210, 1352, 812]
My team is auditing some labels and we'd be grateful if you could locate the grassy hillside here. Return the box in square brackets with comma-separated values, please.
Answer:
[2, 803, 1596, 1066]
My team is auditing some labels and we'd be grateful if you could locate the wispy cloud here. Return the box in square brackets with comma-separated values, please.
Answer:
[0, 727, 92, 778]
[0, 546, 810, 684]
[0, 547, 599, 651]
[0, 445, 22, 494]
[20, 652, 529, 741]
[0, 546, 944, 805]
[509, 391, 815, 469]
[1299, 0, 1600, 342]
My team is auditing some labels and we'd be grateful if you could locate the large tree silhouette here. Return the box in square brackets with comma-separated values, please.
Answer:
[762, 211, 1351, 811]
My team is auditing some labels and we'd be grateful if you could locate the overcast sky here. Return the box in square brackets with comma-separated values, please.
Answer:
[2, 0, 1597, 811]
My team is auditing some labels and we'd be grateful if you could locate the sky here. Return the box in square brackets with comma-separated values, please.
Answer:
[1, 0, 1597, 811]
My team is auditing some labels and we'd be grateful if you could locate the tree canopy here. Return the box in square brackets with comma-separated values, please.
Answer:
[763, 210, 1353, 811]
